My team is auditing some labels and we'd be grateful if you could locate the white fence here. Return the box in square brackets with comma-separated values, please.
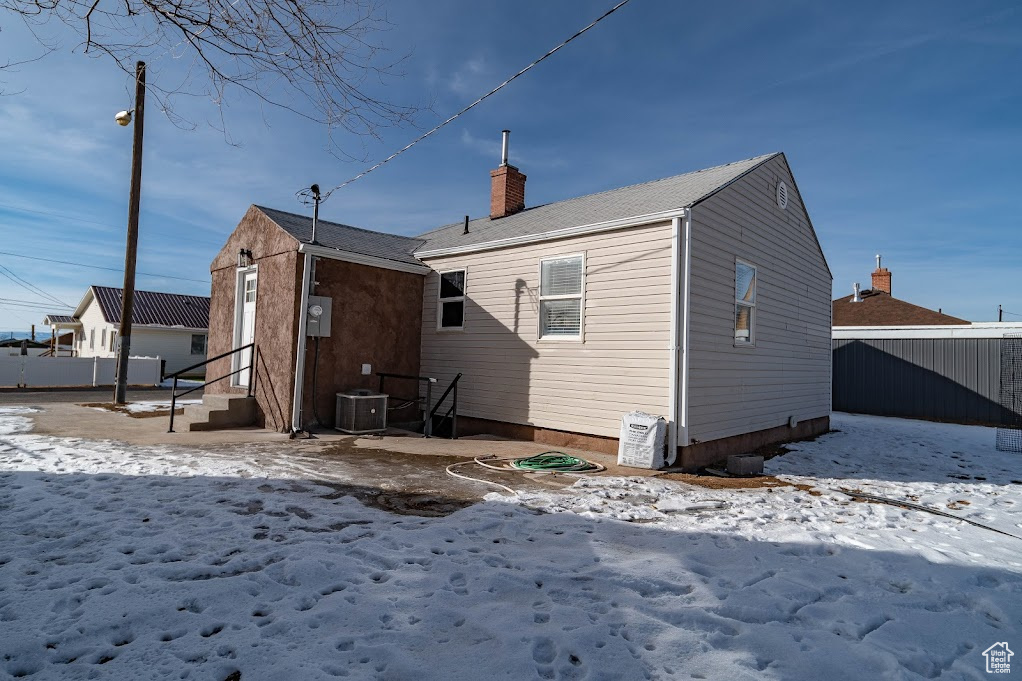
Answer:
[0, 356, 162, 388]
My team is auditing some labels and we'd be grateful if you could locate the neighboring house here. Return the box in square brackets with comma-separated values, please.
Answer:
[833, 258, 969, 326]
[0, 338, 49, 357]
[43, 286, 211, 376]
[207, 147, 832, 469]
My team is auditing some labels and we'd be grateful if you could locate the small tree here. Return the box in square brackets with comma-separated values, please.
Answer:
[1, 0, 420, 152]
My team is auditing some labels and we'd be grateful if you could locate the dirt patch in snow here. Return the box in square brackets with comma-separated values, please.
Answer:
[79, 402, 184, 419]
[659, 471, 823, 495]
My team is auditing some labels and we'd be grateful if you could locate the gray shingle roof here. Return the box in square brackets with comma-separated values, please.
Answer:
[92, 286, 210, 329]
[415, 153, 780, 253]
[256, 206, 425, 267]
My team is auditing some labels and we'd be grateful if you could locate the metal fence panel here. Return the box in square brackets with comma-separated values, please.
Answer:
[833, 338, 1010, 426]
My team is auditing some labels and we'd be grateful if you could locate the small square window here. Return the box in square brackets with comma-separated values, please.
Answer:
[438, 270, 466, 330]
[191, 334, 207, 355]
[735, 261, 757, 345]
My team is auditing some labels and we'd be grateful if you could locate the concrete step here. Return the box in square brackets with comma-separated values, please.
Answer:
[178, 394, 256, 432]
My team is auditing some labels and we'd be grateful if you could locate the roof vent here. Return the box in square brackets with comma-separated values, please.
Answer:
[852, 282, 862, 303]
[776, 181, 788, 210]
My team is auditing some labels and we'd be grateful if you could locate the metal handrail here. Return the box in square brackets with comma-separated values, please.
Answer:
[377, 372, 438, 436]
[427, 372, 462, 439]
[168, 343, 254, 433]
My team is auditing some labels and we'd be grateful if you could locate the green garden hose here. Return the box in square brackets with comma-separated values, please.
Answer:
[508, 451, 603, 473]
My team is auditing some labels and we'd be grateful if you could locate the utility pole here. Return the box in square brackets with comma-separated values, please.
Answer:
[114, 61, 146, 404]
[999, 305, 1003, 322]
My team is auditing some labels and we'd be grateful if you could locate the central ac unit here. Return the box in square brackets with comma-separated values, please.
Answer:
[335, 390, 388, 434]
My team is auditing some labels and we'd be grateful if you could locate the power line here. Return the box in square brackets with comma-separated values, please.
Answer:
[0, 264, 71, 307]
[315, 0, 633, 201]
[0, 250, 210, 284]
[0, 201, 226, 247]
[0, 296, 72, 309]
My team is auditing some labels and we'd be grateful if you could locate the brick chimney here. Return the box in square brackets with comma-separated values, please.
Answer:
[490, 130, 526, 219]
[871, 254, 891, 295]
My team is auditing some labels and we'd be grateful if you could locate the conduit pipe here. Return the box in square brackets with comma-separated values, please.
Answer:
[291, 251, 313, 434]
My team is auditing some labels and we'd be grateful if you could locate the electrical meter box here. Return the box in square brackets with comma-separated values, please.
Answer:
[307, 295, 332, 337]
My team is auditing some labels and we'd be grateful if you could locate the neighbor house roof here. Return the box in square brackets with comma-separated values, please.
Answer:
[833, 289, 969, 326]
[415, 153, 780, 254]
[0, 338, 48, 348]
[43, 315, 78, 325]
[255, 206, 426, 267]
[78, 286, 211, 329]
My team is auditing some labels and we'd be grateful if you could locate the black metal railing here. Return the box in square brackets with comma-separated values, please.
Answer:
[377, 371, 461, 438]
[428, 373, 462, 439]
[167, 343, 254, 433]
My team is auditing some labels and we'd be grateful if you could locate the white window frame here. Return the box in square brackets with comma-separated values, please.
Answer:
[436, 268, 466, 332]
[89, 329, 95, 351]
[109, 330, 117, 352]
[734, 259, 757, 347]
[538, 252, 585, 342]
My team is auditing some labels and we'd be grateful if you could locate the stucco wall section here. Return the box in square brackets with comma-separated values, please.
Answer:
[208, 206, 302, 432]
[300, 258, 424, 428]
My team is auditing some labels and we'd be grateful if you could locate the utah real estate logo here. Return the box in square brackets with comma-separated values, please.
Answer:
[983, 642, 1013, 674]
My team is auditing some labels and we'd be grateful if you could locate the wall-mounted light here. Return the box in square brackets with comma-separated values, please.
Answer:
[238, 248, 253, 267]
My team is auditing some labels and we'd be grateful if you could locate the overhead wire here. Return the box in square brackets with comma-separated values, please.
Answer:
[0, 265, 71, 307]
[314, 0, 634, 201]
[0, 250, 209, 284]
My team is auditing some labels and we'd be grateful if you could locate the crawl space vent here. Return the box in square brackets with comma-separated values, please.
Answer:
[776, 181, 789, 210]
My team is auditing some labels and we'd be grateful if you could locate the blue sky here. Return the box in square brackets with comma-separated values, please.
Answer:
[0, 0, 1020, 333]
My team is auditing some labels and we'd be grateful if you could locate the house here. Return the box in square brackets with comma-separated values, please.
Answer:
[833, 258, 969, 326]
[43, 286, 211, 376]
[0, 337, 49, 357]
[206, 145, 832, 469]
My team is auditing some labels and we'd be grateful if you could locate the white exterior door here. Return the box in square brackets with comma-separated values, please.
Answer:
[233, 268, 257, 387]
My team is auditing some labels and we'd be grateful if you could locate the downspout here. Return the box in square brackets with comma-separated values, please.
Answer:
[291, 251, 313, 434]
[667, 216, 681, 465]
[679, 208, 693, 451]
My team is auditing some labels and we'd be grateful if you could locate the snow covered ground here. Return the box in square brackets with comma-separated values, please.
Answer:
[0, 408, 1019, 680]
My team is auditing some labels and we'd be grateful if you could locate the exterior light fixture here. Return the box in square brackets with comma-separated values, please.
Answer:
[115, 110, 133, 126]
[237, 248, 253, 267]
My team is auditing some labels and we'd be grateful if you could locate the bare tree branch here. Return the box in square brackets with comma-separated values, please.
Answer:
[1, 0, 423, 150]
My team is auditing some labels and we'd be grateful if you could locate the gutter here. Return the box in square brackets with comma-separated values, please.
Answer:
[291, 252, 313, 434]
[415, 209, 689, 260]
[298, 242, 430, 275]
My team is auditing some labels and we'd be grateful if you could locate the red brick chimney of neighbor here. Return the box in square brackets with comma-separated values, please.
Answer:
[490, 130, 526, 219]
[872, 254, 892, 294]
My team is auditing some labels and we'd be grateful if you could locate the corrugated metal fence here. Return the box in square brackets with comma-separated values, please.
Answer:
[832, 338, 1016, 426]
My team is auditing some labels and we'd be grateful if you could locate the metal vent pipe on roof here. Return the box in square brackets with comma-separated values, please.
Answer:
[500, 130, 510, 166]
[852, 282, 862, 303]
[463, 215, 469, 235]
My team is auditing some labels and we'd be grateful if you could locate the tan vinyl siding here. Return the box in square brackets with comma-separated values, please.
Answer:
[420, 222, 674, 438]
[686, 155, 831, 443]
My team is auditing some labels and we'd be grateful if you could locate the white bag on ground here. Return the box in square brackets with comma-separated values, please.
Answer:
[618, 411, 667, 469]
